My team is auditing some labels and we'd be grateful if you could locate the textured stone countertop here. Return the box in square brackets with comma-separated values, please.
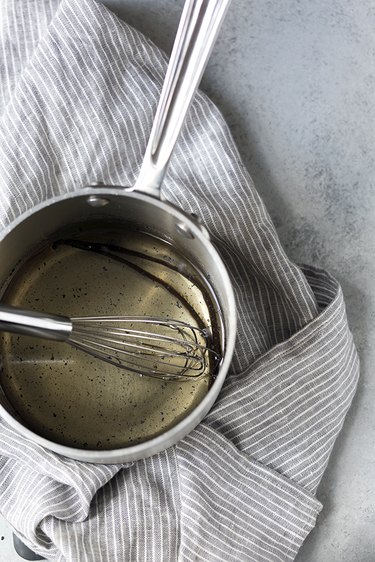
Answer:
[0, 1, 373, 560]
[101, 1, 373, 560]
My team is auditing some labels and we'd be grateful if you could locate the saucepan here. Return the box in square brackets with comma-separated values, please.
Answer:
[0, 0, 236, 463]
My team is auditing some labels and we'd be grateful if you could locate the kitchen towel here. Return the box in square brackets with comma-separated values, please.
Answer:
[0, 0, 359, 560]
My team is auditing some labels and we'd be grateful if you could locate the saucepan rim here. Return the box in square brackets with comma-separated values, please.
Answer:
[0, 188, 237, 463]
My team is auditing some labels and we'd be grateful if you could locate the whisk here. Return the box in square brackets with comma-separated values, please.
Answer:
[0, 304, 220, 381]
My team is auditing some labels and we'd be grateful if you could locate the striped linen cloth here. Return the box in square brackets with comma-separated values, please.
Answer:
[0, 1, 359, 561]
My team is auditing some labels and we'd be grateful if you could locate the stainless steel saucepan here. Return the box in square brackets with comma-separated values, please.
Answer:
[0, 0, 236, 463]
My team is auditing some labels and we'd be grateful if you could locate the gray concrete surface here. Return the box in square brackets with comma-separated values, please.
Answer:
[1, 0, 374, 560]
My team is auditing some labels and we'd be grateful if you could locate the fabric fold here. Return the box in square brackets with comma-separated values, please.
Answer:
[177, 425, 322, 562]
[207, 266, 358, 493]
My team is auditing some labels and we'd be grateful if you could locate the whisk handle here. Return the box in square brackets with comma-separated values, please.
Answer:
[0, 304, 72, 341]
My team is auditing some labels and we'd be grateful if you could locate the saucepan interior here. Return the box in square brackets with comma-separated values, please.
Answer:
[0, 188, 236, 463]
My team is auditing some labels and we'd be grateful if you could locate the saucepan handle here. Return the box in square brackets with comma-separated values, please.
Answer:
[133, 0, 231, 198]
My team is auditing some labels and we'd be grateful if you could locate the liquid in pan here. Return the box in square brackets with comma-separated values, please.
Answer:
[0, 223, 223, 449]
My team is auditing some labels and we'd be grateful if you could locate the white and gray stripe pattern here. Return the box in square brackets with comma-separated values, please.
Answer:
[0, 1, 359, 560]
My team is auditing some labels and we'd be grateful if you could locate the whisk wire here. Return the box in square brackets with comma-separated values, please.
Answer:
[67, 316, 219, 381]
[71, 326, 205, 358]
[70, 334, 204, 368]
[69, 339, 203, 381]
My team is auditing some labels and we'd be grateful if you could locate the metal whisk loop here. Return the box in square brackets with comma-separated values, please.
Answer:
[69, 316, 217, 381]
